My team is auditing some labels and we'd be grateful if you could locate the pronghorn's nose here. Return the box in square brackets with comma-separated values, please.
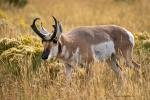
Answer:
[42, 55, 48, 60]
[41, 49, 50, 60]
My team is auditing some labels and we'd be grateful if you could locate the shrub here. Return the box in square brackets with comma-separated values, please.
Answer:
[137, 32, 150, 40]
[0, 0, 28, 7]
[0, 38, 21, 54]
[0, 10, 7, 19]
[142, 40, 150, 50]
[0, 36, 41, 77]
[0, 35, 62, 80]
[135, 32, 150, 54]
[0, 45, 40, 77]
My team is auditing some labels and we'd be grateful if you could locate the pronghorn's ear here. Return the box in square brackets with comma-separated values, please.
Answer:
[58, 21, 63, 33]
[56, 21, 63, 39]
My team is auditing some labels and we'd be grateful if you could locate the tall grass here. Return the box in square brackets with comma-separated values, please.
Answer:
[0, 0, 150, 100]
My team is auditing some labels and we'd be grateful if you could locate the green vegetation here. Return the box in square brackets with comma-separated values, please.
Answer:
[0, 0, 28, 7]
[0, 36, 41, 77]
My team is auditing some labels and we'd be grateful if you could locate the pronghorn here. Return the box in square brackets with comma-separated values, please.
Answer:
[31, 16, 140, 80]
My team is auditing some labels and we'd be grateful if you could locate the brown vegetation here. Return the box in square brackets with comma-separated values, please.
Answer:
[0, 0, 150, 100]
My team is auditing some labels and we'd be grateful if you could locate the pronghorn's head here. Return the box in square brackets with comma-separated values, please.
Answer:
[31, 16, 63, 60]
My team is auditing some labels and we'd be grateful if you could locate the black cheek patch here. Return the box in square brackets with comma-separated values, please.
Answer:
[41, 48, 50, 60]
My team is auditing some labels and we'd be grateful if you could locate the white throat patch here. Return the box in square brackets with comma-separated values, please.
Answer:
[48, 45, 58, 60]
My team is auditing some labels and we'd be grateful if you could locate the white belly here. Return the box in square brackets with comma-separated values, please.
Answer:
[91, 41, 115, 61]
[61, 41, 115, 66]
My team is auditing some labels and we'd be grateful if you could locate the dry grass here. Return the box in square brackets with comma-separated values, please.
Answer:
[0, 0, 150, 100]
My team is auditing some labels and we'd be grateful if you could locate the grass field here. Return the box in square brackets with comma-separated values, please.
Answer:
[0, 0, 150, 100]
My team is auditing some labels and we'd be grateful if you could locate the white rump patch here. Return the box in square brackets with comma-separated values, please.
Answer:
[124, 29, 135, 47]
[91, 41, 115, 61]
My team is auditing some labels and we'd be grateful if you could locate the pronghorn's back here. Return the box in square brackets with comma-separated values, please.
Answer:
[65, 25, 134, 47]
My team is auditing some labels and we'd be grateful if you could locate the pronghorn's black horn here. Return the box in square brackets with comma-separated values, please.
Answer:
[31, 18, 45, 40]
[49, 16, 58, 40]
[58, 21, 63, 33]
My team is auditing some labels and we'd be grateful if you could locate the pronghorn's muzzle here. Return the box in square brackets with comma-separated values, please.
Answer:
[41, 49, 50, 60]
[42, 55, 48, 60]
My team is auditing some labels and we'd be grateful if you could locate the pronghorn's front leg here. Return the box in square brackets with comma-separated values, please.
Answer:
[122, 47, 141, 70]
[65, 63, 72, 81]
[85, 63, 93, 80]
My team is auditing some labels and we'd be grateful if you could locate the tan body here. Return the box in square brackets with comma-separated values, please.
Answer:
[59, 25, 133, 64]
[52, 25, 139, 80]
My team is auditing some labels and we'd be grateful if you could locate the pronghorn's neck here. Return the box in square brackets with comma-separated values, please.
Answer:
[57, 34, 72, 60]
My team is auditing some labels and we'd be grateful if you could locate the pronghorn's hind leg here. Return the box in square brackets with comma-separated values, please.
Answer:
[132, 60, 141, 70]
[122, 47, 142, 82]
[107, 53, 125, 81]
[122, 47, 140, 70]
